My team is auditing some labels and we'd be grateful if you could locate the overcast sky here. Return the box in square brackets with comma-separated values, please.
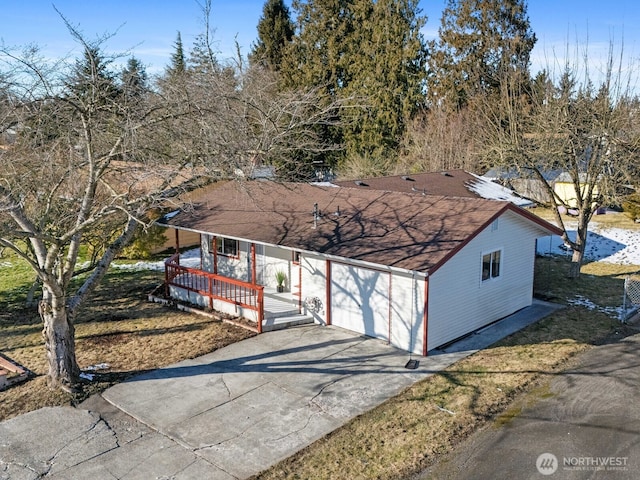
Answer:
[1, 0, 638, 80]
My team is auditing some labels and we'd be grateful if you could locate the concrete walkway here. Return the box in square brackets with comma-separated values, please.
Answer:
[0, 300, 561, 480]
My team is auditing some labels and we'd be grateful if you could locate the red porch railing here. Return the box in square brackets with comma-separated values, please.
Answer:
[164, 253, 265, 333]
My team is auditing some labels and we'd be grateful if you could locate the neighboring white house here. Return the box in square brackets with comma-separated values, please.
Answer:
[160, 179, 561, 356]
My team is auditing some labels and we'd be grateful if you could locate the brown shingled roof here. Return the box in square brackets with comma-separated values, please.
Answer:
[333, 169, 481, 198]
[163, 180, 559, 274]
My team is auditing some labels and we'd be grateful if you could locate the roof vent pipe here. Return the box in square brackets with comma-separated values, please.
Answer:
[313, 202, 319, 229]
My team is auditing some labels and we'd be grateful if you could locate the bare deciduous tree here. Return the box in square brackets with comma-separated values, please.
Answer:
[397, 107, 483, 174]
[478, 42, 640, 278]
[0, 11, 346, 391]
[0, 29, 202, 390]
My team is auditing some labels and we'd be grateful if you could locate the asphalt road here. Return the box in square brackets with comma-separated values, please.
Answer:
[413, 326, 640, 480]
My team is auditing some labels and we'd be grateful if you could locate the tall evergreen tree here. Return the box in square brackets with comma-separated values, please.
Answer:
[121, 56, 148, 98]
[189, 32, 221, 74]
[282, 0, 355, 93]
[66, 45, 119, 104]
[427, 0, 536, 110]
[250, 0, 295, 70]
[281, 0, 427, 167]
[343, 0, 427, 160]
[166, 31, 186, 77]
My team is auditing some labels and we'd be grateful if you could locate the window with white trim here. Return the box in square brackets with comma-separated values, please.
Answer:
[215, 237, 239, 258]
[482, 250, 501, 281]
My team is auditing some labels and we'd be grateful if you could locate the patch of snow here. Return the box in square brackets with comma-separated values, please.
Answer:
[112, 261, 165, 272]
[109, 247, 202, 272]
[84, 363, 110, 371]
[313, 182, 340, 187]
[537, 222, 640, 265]
[567, 295, 625, 319]
[69, 248, 203, 274]
[79, 372, 94, 381]
[467, 173, 535, 207]
[163, 210, 181, 220]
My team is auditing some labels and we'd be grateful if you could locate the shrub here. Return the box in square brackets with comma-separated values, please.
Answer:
[622, 193, 640, 222]
[121, 225, 168, 259]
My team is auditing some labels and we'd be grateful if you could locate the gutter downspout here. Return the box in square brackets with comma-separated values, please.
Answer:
[325, 259, 332, 325]
[423, 277, 429, 356]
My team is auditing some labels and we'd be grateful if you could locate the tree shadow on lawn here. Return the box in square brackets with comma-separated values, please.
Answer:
[539, 230, 627, 262]
[0, 270, 166, 325]
[0, 290, 39, 326]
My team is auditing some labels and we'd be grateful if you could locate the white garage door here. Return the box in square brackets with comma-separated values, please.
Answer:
[331, 263, 390, 342]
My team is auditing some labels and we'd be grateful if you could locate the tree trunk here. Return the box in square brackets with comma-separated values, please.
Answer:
[40, 288, 80, 391]
[568, 220, 588, 279]
[569, 248, 583, 279]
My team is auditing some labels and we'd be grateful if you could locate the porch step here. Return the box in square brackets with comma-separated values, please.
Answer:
[265, 308, 302, 319]
[262, 314, 314, 332]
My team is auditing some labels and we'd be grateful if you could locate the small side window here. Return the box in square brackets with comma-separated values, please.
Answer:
[482, 250, 501, 281]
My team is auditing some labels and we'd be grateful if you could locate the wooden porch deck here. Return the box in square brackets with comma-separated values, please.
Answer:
[164, 254, 313, 332]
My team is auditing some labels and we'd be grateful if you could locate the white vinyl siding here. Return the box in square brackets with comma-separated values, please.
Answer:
[427, 211, 542, 350]
[262, 245, 292, 290]
[389, 273, 425, 355]
[201, 235, 248, 281]
[177, 206, 551, 356]
[300, 254, 328, 324]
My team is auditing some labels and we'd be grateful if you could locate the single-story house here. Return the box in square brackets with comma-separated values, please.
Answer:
[484, 167, 600, 209]
[483, 167, 561, 205]
[553, 172, 600, 209]
[160, 180, 561, 356]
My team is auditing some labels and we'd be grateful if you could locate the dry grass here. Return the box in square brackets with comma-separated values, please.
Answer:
[253, 257, 634, 480]
[531, 206, 640, 230]
[534, 255, 638, 307]
[0, 267, 254, 422]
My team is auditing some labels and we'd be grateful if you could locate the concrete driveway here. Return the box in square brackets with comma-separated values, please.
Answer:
[102, 325, 429, 479]
[415, 328, 640, 480]
[0, 300, 560, 479]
